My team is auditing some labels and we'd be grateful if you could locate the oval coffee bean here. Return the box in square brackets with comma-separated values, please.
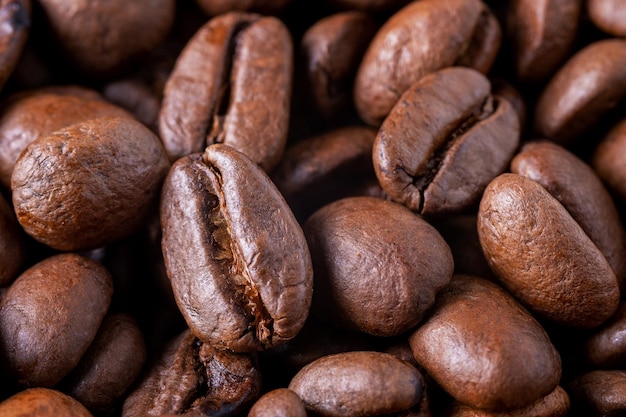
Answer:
[588, 0, 626, 37]
[60, 313, 147, 415]
[568, 370, 626, 416]
[409, 275, 561, 411]
[11, 115, 170, 251]
[303, 196, 453, 337]
[248, 388, 306, 417]
[289, 351, 424, 417]
[299, 11, 378, 122]
[0, 387, 93, 417]
[592, 117, 626, 202]
[506, 0, 581, 83]
[533, 38, 626, 145]
[445, 386, 570, 417]
[511, 140, 626, 291]
[0, 86, 133, 188]
[36, 0, 175, 76]
[584, 302, 626, 368]
[0, 253, 113, 387]
[160, 144, 313, 352]
[0, 0, 30, 92]
[122, 329, 261, 417]
[354, 0, 501, 126]
[373, 67, 519, 216]
[477, 173, 620, 328]
[159, 12, 292, 171]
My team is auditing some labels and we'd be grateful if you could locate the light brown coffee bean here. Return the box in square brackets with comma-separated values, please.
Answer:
[373, 67, 519, 216]
[289, 351, 424, 417]
[409, 275, 561, 411]
[159, 12, 293, 171]
[511, 140, 626, 291]
[0, 253, 113, 387]
[247, 388, 306, 417]
[592, 117, 626, 203]
[354, 0, 501, 126]
[533, 38, 626, 145]
[477, 173, 620, 328]
[0, 387, 93, 417]
[160, 144, 313, 352]
[303, 196, 453, 337]
[11, 116, 170, 251]
[587, 0, 626, 37]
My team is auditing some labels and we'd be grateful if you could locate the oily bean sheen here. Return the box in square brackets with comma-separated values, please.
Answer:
[588, 0, 626, 37]
[159, 12, 292, 171]
[568, 370, 626, 416]
[511, 140, 626, 291]
[0, 86, 133, 188]
[289, 351, 424, 417]
[409, 275, 561, 411]
[374, 67, 519, 216]
[0, 388, 94, 417]
[584, 302, 626, 368]
[0, 253, 113, 387]
[303, 196, 453, 337]
[0, 191, 25, 286]
[36, 0, 175, 76]
[477, 173, 620, 328]
[592, 117, 626, 202]
[247, 388, 307, 417]
[533, 38, 626, 145]
[445, 386, 570, 417]
[11, 116, 170, 251]
[160, 144, 313, 352]
[354, 0, 501, 126]
[0, 0, 30, 92]
[506, 0, 581, 83]
[122, 329, 261, 417]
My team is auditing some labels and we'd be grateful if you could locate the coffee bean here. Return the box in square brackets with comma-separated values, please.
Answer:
[477, 173, 620, 328]
[568, 370, 626, 416]
[354, 0, 501, 126]
[584, 302, 626, 368]
[592, 117, 626, 203]
[289, 351, 425, 417]
[0, 387, 94, 417]
[11, 115, 170, 251]
[373, 67, 519, 216]
[160, 144, 313, 352]
[0, 253, 113, 387]
[159, 12, 293, 171]
[533, 38, 626, 145]
[247, 388, 306, 417]
[506, 0, 581, 83]
[587, 0, 626, 37]
[303, 196, 453, 337]
[0, 0, 30, 92]
[122, 329, 261, 417]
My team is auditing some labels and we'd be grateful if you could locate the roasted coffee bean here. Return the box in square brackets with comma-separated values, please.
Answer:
[533, 38, 626, 145]
[247, 388, 306, 417]
[568, 370, 626, 416]
[409, 275, 561, 411]
[0, 0, 30, 92]
[11, 116, 170, 251]
[373, 67, 519, 216]
[36, 0, 175, 76]
[160, 144, 313, 352]
[511, 140, 626, 291]
[0, 86, 133, 188]
[592, 117, 626, 202]
[289, 351, 425, 417]
[0, 253, 113, 387]
[299, 11, 378, 123]
[587, 0, 626, 37]
[270, 125, 378, 222]
[60, 314, 147, 416]
[477, 173, 620, 328]
[0, 191, 25, 287]
[506, 0, 581, 83]
[0, 387, 94, 417]
[491, 79, 527, 133]
[193, 0, 293, 16]
[122, 329, 261, 417]
[584, 302, 626, 368]
[354, 0, 501, 126]
[444, 386, 570, 417]
[159, 12, 292, 171]
[303, 196, 453, 337]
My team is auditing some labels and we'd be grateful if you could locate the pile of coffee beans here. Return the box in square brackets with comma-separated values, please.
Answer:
[0, 0, 625, 416]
